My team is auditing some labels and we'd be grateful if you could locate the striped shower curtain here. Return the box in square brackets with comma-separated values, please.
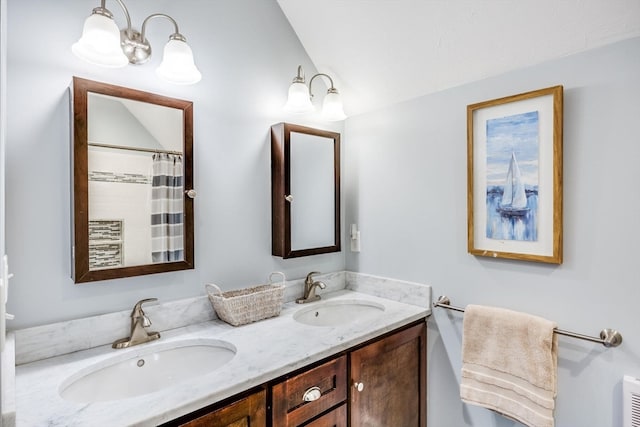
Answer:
[151, 153, 184, 262]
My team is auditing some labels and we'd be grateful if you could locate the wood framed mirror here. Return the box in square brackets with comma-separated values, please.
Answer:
[71, 77, 194, 283]
[271, 123, 341, 258]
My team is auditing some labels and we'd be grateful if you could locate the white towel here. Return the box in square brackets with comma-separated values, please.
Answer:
[460, 304, 558, 427]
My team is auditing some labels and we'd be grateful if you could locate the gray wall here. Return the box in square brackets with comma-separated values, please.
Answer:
[5, 0, 344, 329]
[0, 0, 7, 414]
[344, 37, 640, 427]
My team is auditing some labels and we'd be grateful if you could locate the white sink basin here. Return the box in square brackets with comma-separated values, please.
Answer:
[59, 339, 236, 403]
[293, 299, 385, 327]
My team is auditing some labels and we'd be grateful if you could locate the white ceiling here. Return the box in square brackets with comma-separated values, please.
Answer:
[276, 0, 640, 117]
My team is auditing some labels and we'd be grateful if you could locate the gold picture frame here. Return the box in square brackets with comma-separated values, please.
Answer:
[467, 86, 563, 264]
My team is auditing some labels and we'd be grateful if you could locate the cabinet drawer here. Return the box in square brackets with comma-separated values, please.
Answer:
[272, 355, 347, 426]
[303, 403, 347, 427]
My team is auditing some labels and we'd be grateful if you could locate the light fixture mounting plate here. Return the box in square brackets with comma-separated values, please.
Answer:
[121, 29, 152, 65]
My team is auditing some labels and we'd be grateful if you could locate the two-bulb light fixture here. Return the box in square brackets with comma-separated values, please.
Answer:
[72, 0, 201, 85]
[283, 66, 347, 121]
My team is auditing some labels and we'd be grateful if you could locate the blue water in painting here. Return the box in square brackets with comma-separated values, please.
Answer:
[486, 187, 538, 241]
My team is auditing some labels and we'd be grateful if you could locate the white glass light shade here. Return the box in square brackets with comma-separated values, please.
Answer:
[71, 13, 128, 68]
[283, 82, 314, 113]
[321, 90, 347, 121]
[156, 39, 202, 85]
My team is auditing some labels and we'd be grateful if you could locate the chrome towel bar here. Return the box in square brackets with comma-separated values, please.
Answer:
[434, 295, 623, 348]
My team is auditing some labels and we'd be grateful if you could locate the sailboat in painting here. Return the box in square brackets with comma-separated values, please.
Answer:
[497, 152, 529, 217]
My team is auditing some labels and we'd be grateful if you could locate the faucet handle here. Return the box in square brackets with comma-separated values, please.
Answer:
[141, 316, 152, 327]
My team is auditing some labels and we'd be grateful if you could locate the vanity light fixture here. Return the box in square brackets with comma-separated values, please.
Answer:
[283, 65, 347, 121]
[72, 0, 202, 85]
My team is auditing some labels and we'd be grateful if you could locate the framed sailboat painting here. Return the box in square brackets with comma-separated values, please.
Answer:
[467, 86, 563, 264]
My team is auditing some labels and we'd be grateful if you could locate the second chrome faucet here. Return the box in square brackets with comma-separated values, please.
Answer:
[296, 272, 326, 304]
[112, 298, 161, 349]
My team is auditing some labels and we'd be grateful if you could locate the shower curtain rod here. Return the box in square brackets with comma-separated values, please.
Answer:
[433, 296, 623, 348]
[88, 142, 182, 156]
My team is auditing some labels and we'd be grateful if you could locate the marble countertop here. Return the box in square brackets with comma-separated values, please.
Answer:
[14, 289, 429, 426]
[2, 333, 15, 426]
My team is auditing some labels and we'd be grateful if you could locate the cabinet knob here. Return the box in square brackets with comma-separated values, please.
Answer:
[185, 189, 197, 199]
[302, 386, 322, 402]
[284, 194, 293, 202]
[353, 381, 364, 392]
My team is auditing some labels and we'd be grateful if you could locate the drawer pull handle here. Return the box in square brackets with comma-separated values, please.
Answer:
[353, 381, 364, 392]
[302, 386, 322, 402]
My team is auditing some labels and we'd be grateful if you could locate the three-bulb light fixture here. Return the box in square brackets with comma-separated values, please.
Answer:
[72, 0, 201, 85]
[284, 65, 347, 121]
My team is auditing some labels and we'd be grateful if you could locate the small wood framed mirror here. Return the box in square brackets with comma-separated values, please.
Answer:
[271, 123, 341, 258]
[71, 77, 195, 283]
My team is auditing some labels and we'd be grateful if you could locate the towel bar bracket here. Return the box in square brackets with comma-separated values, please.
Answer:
[433, 295, 622, 348]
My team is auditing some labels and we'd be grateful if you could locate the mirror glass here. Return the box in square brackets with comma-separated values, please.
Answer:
[290, 132, 335, 250]
[72, 77, 194, 283]
[271, 123, 340, 258]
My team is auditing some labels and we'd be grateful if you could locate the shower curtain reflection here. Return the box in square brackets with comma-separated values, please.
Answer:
[151, 153, 184, 262]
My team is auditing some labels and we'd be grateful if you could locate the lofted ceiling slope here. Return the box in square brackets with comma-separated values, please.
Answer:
[276, 0, 640, 117]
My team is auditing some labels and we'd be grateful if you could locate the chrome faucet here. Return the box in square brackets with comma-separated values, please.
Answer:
[296, 272, 327, 304]
[112, 298, 161, 349]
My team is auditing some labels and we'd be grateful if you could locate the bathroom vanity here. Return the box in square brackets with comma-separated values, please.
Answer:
[166, 321, 425, 426]
[11, 272, 431, 426]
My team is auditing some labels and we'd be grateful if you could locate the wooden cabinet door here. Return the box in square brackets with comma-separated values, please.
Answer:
[350, 322, 427, 427]
[177, 389, 266, 427]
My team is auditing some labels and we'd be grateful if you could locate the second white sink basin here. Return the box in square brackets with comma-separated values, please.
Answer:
[59, 339, 236, 403]
[293, 299, 385, 327]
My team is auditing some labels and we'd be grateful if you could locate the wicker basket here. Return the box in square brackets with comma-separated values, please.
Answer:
[206, 272, 285, 326]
